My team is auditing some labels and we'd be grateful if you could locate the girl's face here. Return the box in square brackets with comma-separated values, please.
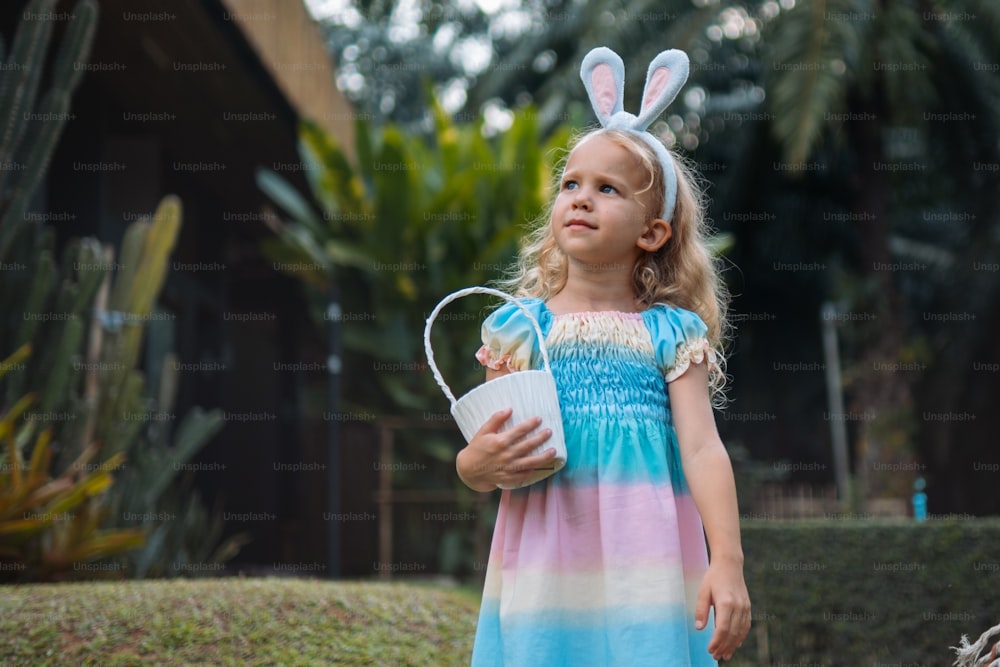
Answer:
[551, 134, 668, 268]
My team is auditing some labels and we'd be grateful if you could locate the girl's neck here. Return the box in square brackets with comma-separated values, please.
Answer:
[548, 265, 642, 314]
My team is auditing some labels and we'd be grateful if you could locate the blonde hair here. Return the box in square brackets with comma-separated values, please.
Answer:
[500, 127, 730, 398]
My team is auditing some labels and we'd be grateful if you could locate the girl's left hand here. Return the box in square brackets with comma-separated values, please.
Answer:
[694, 558, 751, 661]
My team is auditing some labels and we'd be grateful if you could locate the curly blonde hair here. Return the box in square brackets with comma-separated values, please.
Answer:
[499, 127, 730, 397]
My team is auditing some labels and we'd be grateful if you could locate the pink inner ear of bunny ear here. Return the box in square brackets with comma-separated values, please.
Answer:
[590, 63, 618, 118]
[642, 67, 672, 112]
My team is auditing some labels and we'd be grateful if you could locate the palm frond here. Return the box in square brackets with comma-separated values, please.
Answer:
[765, 0, 863, 165]
[866, 1, 936, 125]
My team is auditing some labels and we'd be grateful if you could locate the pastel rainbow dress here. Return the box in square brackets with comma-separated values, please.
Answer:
[471, 299, 719, 667]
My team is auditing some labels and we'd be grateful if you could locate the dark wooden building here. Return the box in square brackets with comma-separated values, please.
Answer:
[1, 0, 378, 574]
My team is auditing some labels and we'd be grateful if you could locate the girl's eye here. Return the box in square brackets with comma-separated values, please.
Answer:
[600, 184, 617, 194]
[562, 180, 578, 190]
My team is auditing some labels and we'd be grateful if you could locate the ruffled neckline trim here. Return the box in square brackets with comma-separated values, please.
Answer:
[535, 299, 668, 319]
[551, 310, 644, 320]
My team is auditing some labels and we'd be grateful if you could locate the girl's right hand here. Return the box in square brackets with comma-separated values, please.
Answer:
[456, 408, 556, 491]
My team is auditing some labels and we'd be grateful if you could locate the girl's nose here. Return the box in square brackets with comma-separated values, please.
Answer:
[572, 188, 591, 210]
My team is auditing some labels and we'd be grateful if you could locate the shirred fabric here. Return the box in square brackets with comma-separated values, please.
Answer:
[471, 299, 718, 667]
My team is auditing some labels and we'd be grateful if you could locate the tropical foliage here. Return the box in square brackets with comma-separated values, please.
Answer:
[0, 0, 97, 244]
[259, 102, 571, 414]
[0, 1, 242, 578]
[0, 345, 144, 581]
[0, 196, 241, 580]
[703, 0, 1000, 510]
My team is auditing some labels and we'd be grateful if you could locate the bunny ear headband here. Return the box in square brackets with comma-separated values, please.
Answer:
[580, 46, 690, 221]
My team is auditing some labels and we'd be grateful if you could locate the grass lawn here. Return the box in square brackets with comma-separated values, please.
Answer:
[0, 577, 480, 665]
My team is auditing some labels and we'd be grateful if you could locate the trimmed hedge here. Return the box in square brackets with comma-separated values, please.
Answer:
[729, 518, 1000, 666]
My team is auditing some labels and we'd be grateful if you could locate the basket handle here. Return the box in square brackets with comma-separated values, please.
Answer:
[424, 286, 552, 406]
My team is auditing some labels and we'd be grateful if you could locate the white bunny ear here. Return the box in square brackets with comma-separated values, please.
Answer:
[580, 47, 625, 126]
[577, 46, 691, 220]
[634, 49, 690, 131]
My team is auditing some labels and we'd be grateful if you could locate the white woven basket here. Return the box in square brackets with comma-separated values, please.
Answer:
[424, 286, 567, 489]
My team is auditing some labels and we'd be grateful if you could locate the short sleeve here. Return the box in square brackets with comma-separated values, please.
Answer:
[475, 298, 548, 372]
[644, 305, 718, 382]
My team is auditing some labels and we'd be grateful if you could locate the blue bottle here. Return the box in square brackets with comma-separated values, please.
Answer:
[912, 477, 927, 522]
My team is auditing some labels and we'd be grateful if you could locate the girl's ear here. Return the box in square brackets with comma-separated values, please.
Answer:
[580, 47, 625, 126]
[634, 50, 690, 131]
[636, 218, 672, 253]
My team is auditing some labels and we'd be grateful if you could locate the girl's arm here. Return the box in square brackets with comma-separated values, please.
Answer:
[669, 361, 751, 661]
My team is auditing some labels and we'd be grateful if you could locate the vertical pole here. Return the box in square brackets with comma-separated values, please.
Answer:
[821, 302, 851, 503]
[327, 282, 342, 577]
[378, 424, 393, 580]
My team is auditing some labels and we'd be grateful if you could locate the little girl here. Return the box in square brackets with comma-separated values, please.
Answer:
[456, 47, 751, 666]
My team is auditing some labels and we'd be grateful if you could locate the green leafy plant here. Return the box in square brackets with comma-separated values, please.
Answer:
[0, 2, 241, 579]
[110, 352, 245, 579]
[2, 193, 239, 580]
[76, 197, 241, 578]
[259, 102, 571, 413]
[0, 0, 97, 255]
[0, 344, 145, 581]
